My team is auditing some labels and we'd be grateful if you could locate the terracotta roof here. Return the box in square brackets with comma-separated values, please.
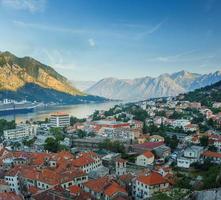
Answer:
[73, 151, 99, 167]
[104, 182, 127, 197]
[0, 192, 22, 200]
[137, 172, 167, 186]
[68, 185, 81, 195]
[133, 142, 164, 150]
[5, 166, 21, 177]
[202, 151, 221, 158]
[119, 173, 134, 183]
[142, 151, 154, 158]
[51, 112, 69, 116]
[84, 176, 112, 193]
[28, 186, 41, 195]
[21, 166, 85, 186]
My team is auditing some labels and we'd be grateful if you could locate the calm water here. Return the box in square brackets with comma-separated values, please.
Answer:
[0, 102, 119, 123]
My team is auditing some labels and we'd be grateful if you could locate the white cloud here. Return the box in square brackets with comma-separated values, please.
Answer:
[13, 20, 88, 34]
[0, 0, 47, 13]
[135, 18, 167, 39]
[88, 38, 96, 47]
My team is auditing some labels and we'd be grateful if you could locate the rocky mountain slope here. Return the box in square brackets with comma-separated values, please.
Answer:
[0, 51, 82, 96]
[0, 51, 106, 103]
[86, 70, 221, 101]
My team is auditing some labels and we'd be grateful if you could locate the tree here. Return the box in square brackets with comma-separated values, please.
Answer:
[44, 137, 59, 153]
[77, 130, 87, 138]
[0, 119, 16, 136]
[70, 116, 86, 126]
[50, 127, 64, 141]
[98, 139, 125, 154]
[151, 193, 172, 200]
[23, 137, 36, 147]
[200, 136, 209, 147]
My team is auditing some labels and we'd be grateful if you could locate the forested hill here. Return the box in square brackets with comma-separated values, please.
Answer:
[182, 80, 221, 106]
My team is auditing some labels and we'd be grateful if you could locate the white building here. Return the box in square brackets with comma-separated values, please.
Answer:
[136, 151, 154, 166]
[50, 112, 70, 128]
[177, 157, 192, 168]
[172, 119, 190, 128]
[177, 145, 204, 168]
[183, 124, 199, 132]
[133, 172, 169, 199]
[213, 102, 221, 108]
[115, 158, 127, 176]
[4, 124, 36, 141]
[4, 168, 21, 194]
[73, 151, 102, 173]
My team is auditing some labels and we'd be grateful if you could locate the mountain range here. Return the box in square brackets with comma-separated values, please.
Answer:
[86, 70, 221, 101]
[0, 51, 106, 104]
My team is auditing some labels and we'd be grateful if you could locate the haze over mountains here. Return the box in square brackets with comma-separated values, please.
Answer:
[86, 70, 221, 101]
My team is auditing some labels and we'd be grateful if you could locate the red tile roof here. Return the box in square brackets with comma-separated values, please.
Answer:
[142, 151, 154, 158]
[0, 192, 22, 200]
[133, 142, 164, 150]
[68, 185, 81, 195]
[51, 112, 69, 116]
[104, 182, 127, 197]
[73, 151, 99, 167]
[202, 151, 221, 158]
[28, 186, 41, 195]
[137, 172, 167, 186]
[84, 176, 112, 193]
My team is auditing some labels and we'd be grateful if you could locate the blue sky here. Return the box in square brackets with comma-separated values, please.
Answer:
[0, 0, 221, 81]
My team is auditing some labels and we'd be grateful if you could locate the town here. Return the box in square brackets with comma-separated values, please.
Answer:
[0, 87, 221, 200]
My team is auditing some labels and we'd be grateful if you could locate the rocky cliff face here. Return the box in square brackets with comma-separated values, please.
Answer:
[0, 51, 83, 96]
[86, 70, 221, 101]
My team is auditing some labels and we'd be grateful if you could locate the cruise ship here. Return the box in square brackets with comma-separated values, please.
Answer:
[0, 99, 41, 115]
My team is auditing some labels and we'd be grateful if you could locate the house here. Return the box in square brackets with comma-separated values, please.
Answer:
[115, 158, 127, 176]
[154, 145, 171, 159]
[104, 181, 128, 200]
[189, 102, 201, 109]
[183, 124, 199, 132]
[4, 166, 21, 194]
[213, 102, 221, 108]
[213, 140, 221, 152]
[73, 151, 102, 173]
[0, 179, 11, 193]
[3, 124, 36, 141]
[83, 176, 112, 199]
[149, 135, 164, 142]
[129, 142, 165, 154]
[132, 171, 170, 199]
[172, 119, 190, 128]
[177, 145, 204, 168]
[183, 145, 204, 160]
[177, 157, 192, 169]
[136, 151, 154, 166]
[202, 151, 221, 164]
[137, 135, 149, 144]
[0, 192, 23, 200]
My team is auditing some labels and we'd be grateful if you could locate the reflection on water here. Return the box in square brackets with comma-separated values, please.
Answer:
[0, 102, 119, 123]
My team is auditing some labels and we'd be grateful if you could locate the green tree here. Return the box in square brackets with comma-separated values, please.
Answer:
[77, 129, 87, 138]
[0, 119, 16, 136]
[200, 136, 209, 147]
[151, 193, 172, 200]
[50, 127, 64, 141]
[44, 137, 59, 153]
